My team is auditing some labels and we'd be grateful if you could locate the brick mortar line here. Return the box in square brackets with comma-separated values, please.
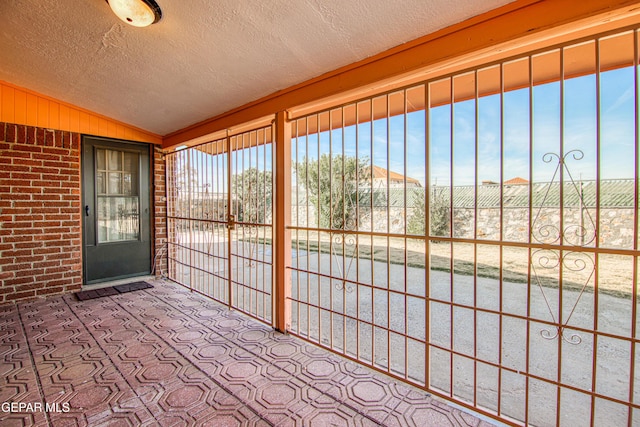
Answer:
[139, 282, 403, 426]
[107, 290, 276, 426]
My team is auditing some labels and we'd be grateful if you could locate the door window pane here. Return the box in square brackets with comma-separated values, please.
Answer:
[96, 172, 106, 194]
[97, 196, 139, 242]
[95, 148, 140, 243]
[124, 152, 138, 173]
[96, 149, 106, 170]
[108, 172, 122, 195]
[108, 150, 121, 171]
[123, 173, 133, 195]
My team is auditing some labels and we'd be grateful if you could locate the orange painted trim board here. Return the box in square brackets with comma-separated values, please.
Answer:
[0, 80, 162, 145]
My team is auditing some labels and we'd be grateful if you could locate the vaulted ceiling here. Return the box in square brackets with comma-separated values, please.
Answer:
[0, 0, 514, 137]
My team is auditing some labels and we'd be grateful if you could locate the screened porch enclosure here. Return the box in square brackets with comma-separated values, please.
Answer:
[165, 126, 274, 324]
[166, 27, 640, 426]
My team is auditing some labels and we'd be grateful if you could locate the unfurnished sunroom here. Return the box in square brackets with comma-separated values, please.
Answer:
[2, 1, 640, 426]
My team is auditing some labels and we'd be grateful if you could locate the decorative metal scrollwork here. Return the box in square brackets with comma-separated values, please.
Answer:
[531, 249, 594, 344]
[531, 150, 597, 246]
[202, 212, 215, 255]
[330, 228, 358, 293]
[540, 327, 582, 345]
[244, 225, 259, 268]
[530, 150, 596, 345]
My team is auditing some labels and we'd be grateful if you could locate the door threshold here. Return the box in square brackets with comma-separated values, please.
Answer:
[81, 275, 156, 290]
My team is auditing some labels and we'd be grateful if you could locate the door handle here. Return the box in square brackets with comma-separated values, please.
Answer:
[85, 205, 90, 216]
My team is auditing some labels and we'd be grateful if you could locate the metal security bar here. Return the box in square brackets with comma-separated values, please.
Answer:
[166, 137, 230, 303]
[229, 128, 274, 322]
[288, 28, 640, 426]
[166, 125, 274, 324]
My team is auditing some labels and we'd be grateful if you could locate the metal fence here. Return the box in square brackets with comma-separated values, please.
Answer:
[288, 27, 640, 426]
[165, 126, 274, 324]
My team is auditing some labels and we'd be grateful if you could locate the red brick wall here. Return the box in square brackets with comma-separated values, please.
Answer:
[153, 146, 167, 277]
[0, 122, 83, 302]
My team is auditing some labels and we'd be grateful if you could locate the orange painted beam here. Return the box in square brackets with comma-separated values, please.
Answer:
[274, 111, 291, 332]
[163, 0, 640, 149]
[0, 80, 162, 144]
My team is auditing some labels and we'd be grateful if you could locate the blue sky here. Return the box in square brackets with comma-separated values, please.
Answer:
[178, 140, 273, 193]
[293, 65, 637, 189]
[182, 64, 637, 193]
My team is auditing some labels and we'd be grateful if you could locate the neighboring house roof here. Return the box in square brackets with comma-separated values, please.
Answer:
[504, 177, 529, 185]
[366, 165, 421, 186]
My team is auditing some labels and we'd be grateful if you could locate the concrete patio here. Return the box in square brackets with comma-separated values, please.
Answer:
[0, 278, 495, 427]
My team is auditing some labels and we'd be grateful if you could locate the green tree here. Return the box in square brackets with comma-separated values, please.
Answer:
[406, 188, 426, 235]
[430, 186, 451, 236]
[232, 168, 272, 224]
[296, 154, 368, 230]
[406, 186, 451, 236]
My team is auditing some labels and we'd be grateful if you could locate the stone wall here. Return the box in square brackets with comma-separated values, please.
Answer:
[292, 203, 636, 248]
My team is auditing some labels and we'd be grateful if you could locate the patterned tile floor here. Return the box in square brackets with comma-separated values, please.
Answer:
[1, 278, 496, 427]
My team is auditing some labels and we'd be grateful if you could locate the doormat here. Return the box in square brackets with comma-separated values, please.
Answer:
[75, 281, 153, 301]
[113, 281, 153, 293]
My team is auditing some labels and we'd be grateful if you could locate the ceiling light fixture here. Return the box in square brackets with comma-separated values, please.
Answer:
[106, 0, 162, 27]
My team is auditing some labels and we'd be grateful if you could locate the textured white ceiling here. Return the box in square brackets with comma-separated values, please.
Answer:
[0, 0, 513, 136]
